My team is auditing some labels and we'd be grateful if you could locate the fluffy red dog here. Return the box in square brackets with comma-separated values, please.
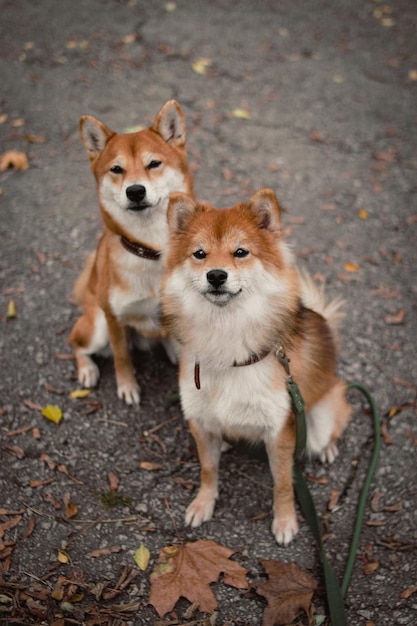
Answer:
[68, 101, 193, 405]
[162, 189, 352, 544]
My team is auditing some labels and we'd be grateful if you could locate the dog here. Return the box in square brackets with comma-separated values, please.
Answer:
[68, 100, 194, 405]
[161, 188, 352, 544]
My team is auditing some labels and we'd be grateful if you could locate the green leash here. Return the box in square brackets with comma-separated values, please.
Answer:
[278, 345, 381, 626]
[225, 349, 380, 624]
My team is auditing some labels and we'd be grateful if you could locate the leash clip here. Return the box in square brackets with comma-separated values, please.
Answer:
[275, 347, 293, 383]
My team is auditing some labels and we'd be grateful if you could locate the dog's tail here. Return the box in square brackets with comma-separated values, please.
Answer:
[70, 251, 96, 305]
[298, 268, 345, 348]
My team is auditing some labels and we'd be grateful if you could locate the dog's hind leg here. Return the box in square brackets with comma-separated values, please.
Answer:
[69, 307, 108, 388]
[185, 418, 222, 527]
[307, 380, 352, 463]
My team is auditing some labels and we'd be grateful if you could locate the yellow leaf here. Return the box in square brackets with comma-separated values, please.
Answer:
[231, 108, 251, 120]
[381, 17, 395, 27]
[344, 262, 360, 273]
[42, 405, 63, 424]
[71, 593, 84, 602]
[358, 209, 368, 220]
[57, 550, 69, 563]
[408, 69, 417, 81]
[165, 2, 177, 11]
[69, 388, 92, 399]
[134, 543, 150, 571]
[192, 58, 211, 75]
[7, 300, 17, 318]
[124, 124, 145, 134]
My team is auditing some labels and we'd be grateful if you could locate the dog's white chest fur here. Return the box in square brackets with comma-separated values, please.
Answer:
[109, 250, 162, 328]
[180, 355, 290, 442]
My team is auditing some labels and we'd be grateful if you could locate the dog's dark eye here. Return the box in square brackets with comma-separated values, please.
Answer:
[148, 160, 162, 170]
[193, 249, 206, 260]
[110, 165, 124, 174]
[234, 248, 249, 258]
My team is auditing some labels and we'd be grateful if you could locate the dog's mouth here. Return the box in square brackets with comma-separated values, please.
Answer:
[203, 288, 242, 307]
[127, 201, 152, 212]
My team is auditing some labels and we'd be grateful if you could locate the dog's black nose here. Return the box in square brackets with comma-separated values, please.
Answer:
[126, 184, 146, 203]
[207, 269, 228, 289]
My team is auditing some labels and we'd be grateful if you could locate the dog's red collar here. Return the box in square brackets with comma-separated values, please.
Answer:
[120, 235, 161, 260]
[194, 348, 271, 390]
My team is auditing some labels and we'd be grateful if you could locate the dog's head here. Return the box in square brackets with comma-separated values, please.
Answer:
[164, 189, 297, 312]
[79, 100, 193, 237]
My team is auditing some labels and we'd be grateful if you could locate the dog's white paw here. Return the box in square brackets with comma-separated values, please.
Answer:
[78, 358, 100, 388]
[272, 514, 299, 545]
[320, 441, 339, 464]
[185, 492, 216, 527]
[117, 380, 140, 405]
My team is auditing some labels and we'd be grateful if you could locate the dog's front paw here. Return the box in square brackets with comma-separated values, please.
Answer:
[272, 514, 299, 545]
[78, 357, 100, 388]
[117, 380, 141, 405]
[320, 441, 339, 464]
[185, 491, 217, 527]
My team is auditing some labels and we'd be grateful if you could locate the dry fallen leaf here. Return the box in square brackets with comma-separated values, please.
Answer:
[192, 57, 211, 75]
[108, 471, 120, 491]
[149, 539, 248, 617]
[122, 33, 136, 44]
[26, 133, 46, 144]
[40, 452, 57, 470]
[134, 543, 150, 571]
[88, 545, 122, 558]
[0, 516, 22, 538]
[171, 476, 194, 490]
[0, 150, 29, 171]
[255, 559, 317, 626]
[139, 461, 162, 471]
[344, 262, 360, 272]
[232, 107, 251, 120]
[362, 561, 379, 575]
[57, 550, 70, 564]
[7, 300, 17, 318]
[3, 445, 25, 459]
[21, 517, 36, 540]
[63, 493, 78, 519]
[400, 586, 417, 599]
[328, 488, 341, 511]
[385, 309, 405, 325]
[69, 388, 92, 399]
[23, 399, 43, 411]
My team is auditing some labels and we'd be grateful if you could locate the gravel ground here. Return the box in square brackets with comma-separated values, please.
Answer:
[0, 1, 416, 624]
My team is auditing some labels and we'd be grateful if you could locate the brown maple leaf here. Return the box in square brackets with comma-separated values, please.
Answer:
[148, 539, 248, 617]
[255, 559, 317, 626]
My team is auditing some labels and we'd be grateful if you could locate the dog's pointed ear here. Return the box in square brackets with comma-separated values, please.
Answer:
[247, 188, 281, 230]
[153, 100, 186, 148]
[168, 192, 199, 232]
[79, 115, 115, 162]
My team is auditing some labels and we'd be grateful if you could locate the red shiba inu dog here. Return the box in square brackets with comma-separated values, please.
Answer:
[68, 100, 193, 405]
[162, 189, 352, 544]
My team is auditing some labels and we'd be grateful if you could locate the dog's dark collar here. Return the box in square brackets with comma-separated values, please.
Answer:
[120, 235, 161, 261]
[194, 348, 271, 390]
